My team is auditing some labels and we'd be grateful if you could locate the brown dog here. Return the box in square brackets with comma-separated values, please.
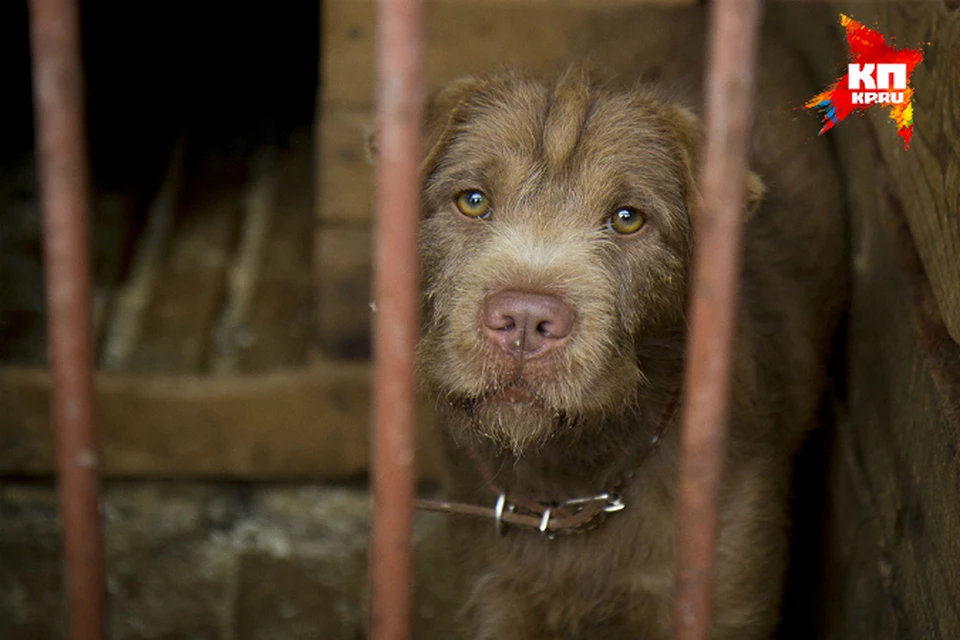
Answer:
[415, 14, 847, 639]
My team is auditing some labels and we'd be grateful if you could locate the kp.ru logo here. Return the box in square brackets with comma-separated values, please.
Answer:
[848, 63, 906, 105]
[805, 15, 924, 149]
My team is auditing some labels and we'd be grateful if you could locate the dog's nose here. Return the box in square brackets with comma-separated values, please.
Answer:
[482, 291, 574, 358]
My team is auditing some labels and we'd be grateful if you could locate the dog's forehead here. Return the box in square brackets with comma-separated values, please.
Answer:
[447, 82, 685, 219]
[462, 85, 672, 161]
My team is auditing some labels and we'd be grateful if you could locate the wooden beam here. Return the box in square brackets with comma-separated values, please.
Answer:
[239, 132, 317, 370]
[315, 226, 373, 360]
[321, 0, 593, 110]
[823, 121, 960, 637]
[210, 148, 279, 374]
[316, 110, 375, 224]
[859, 2, 960, 346]
[0, 362, 443, 480]
[100, 137, 186, 370]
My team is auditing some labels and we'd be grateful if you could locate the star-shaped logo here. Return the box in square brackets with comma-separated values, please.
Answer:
[805, 14, 924, 149]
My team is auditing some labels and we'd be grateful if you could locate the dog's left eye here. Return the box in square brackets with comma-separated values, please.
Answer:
[455, 190, 492, 219]
[608, 207, 646, 234]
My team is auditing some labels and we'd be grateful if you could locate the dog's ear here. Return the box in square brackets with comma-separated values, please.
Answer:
[665, 106, 765, 219]
[420, 76, 484, 178]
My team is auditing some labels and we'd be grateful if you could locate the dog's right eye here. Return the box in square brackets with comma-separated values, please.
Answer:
[455, 190, 491, 219]
[608, 207, 646, 235]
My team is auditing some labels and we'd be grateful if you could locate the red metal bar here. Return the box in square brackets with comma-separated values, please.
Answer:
[27, 2, 105, 640]
[369, 0, 424, 638]
[673, 1, 764, 639]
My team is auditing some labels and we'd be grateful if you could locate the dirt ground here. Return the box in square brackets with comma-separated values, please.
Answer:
[0, 480, 458, 640]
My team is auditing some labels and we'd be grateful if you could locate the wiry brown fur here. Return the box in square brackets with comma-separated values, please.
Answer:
[414, 12, 847, 639]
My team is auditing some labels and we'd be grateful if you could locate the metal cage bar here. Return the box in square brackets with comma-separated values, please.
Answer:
[27, 1, 105, 639]
[369, 0, 425, 638]
[673, 1, 764, 639]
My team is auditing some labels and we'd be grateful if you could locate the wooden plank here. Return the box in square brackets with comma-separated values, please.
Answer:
[321, 0, 593, 110]
[260, 131, 316, 281]
[779, 3, 960, 345]
[841, 170, 960, 638]
[316, 110, 374, 224]
[0, 363, 443, 480]
[238, 131, 317, 371]
[820, 406, 908, 640]
[124, 146, 248, 372]
[315, 227, 373, 360]
[860, 3, 960, 346]
[100, 137, 186, 370]
[210, 149, 279, 373]
[237, 277, 316, 371]
[816, 95, 960, 640]
[761, 7, 960, 634]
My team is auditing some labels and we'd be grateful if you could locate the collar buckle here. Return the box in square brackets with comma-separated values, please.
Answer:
[558, 491, 625, 513]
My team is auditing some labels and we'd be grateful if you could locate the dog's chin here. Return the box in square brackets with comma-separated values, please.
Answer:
[459, 384, 574, 454]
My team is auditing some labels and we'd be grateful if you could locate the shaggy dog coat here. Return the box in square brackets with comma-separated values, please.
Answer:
[413, 9, 848, 639]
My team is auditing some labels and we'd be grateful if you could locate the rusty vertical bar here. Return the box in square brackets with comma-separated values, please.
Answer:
[673, 1, 763, 639]
[27, 2, 105, 640]
[369, 0, 424, 638]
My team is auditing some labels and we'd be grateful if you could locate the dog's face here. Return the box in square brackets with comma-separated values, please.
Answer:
[418, 70, 760, 451]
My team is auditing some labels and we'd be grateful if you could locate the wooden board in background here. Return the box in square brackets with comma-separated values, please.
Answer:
[315, 227, 373, 360]
[822, 125, 960, 638]
[321, 0, 596, 110]
[126, 176, 240, 372]
[773, 3, 960, 346]
[774, 4, 960, 637]
[850, 2, 960, 347]
[0, 363, 443, 481]
[316, 110, 374, 225]
[237, 133, 317, 371]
